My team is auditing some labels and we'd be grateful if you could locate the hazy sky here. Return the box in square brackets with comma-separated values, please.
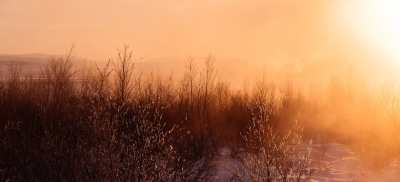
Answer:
[1, 0, 400, 80]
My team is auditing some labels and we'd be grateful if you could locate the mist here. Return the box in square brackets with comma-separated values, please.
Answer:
[2, 0, 399, 83]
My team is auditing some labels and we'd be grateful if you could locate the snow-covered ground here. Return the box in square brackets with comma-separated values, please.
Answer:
[215, 143, 400, 181]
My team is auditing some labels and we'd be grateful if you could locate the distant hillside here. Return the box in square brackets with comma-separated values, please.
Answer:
[0, 54, 53, 64]
[0, 54, 51, 74]
[0, 55, 256, 89]
[1, 54, 396, 88]
[0, 54, 89, 75]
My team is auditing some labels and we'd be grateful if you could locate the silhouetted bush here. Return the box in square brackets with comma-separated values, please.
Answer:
[2, 45, 400, 181]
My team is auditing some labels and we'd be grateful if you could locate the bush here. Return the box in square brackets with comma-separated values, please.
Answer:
[228, 106, 324, 182]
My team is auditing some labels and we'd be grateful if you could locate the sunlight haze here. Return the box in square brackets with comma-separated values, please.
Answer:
[1, 0, 399, 82]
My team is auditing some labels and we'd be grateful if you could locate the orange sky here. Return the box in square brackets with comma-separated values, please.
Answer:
[1, 0, 399, 82]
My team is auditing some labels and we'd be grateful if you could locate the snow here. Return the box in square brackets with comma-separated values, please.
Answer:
[213, 147, 240, 181]
[215, 143, 400, 181]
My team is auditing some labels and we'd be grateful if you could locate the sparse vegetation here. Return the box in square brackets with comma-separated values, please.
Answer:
[1, 45, 400, 181]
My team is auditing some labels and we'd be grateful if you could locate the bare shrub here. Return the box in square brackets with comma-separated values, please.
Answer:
[170, 56, 218, 181]
[41, 45, 76, 105]
[112, 45, 138, 105]
[228, 106, 324, 182]
[112, 105, 183, 181]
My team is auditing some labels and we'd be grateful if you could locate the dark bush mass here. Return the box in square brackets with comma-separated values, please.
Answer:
[1, 45, 399, 181]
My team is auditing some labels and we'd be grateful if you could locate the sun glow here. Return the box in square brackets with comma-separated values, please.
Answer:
[342, 0, 400, 66]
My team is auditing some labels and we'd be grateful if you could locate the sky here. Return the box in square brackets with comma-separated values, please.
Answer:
[1, 0, 400, 82]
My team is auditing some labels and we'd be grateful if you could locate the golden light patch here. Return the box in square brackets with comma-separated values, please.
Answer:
[341, 0, 400, 67]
